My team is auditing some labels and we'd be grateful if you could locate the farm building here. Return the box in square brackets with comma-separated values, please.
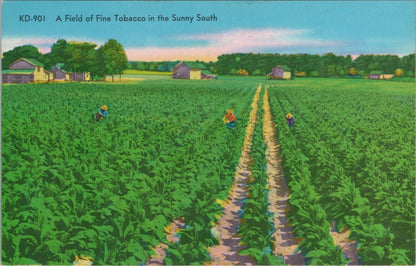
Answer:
[172, 61, 216, 79]
[2, 58, 53, 83]
[267, 65, 292, 80]
[51, 63, 70, 81]
[51, 64, 91, 81]
[70, 72, 91, 81]
[368, 70, 393, 80]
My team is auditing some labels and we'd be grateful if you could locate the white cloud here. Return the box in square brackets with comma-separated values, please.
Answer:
[125, 46, 221, 62]
[2, 37, 56, 53]
[3, 28, 347, 61]
[176, 28, 340, 51]
[126, 28, 344, 61]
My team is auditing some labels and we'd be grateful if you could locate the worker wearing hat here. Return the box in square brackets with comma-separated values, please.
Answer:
[286, 113, 294, 130]
[223, 109, 236, 129]
[96, 105, 109, 121]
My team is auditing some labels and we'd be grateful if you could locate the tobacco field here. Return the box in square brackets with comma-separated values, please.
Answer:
[2, 79, 258, 264]
[2, 77, 415, 265]
[268, 78, 415, 265]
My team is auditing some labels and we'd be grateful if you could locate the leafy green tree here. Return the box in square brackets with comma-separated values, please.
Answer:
[129, 61, 139, 70]
[98, 39, 128, 81]
[208, 66, 217, 74]
[353, 55, 372, 73]
[67, 41, 98, 73]
[399, 54, 415, 77]
[344, 55, 354, 69]
[405, 71, 414, 78]
[2, 45, 43, 69]
[310, 71, 319, 77]
[322, 53, 340, 77]
[48, 39, 70, 68]
[381, 55, 399, 73]
[327, 64, 343, 77]
[137, 61, 149, 70]
[148, 62, 159, 71]
[85, 48, 103, 78]
[252, 69, 263, 76]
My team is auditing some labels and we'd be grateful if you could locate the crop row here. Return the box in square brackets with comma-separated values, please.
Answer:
[268, 79, 415, 264]
[237, 84, 284, 265]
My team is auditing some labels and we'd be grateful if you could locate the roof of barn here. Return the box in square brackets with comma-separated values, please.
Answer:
[273, 65, 291, 71]
[3, 69, 35, 74]
[173, 61, 207, 70]
[12, 58, 45, 67]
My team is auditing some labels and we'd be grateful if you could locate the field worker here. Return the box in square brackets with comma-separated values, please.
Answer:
[286, 113, 294, 130]
[223, 109, 236, 129]
[96, 105, 109, 121]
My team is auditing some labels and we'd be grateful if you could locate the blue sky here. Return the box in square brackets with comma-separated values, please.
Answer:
[1, 1, 415, 61]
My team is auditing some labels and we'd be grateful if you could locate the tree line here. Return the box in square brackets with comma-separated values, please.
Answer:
[128, 61, 180, 72]
[209, 53, 415, 78]
[3, 39, 414, 79]
[127, 52, 414, 78]
[2, 39, 127, 81]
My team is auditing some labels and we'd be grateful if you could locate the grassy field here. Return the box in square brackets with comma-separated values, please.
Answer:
[122, 69, 172, 76]
[104, 70, 172, 82]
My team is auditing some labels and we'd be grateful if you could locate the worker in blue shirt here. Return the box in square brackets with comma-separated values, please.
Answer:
[96, 105, 109, 121]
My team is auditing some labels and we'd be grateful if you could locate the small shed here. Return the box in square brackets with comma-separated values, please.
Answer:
[51, 64, 91, 81]
[368, 70, 383, 79]
[76, 72, 91, 81]
[71, 72, 88, 81]
[3, 58, 52, 83]
[51, 63, 70, 81]
[368, 71, 393, 80]
[172, 61, 216, 79]
[267, 65, 292, 80]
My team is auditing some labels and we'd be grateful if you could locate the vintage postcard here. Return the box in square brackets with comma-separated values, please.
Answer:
[1, 1, 415, 265]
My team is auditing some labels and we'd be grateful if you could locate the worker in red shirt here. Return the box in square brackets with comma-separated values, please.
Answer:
[223, 109, 236, 129]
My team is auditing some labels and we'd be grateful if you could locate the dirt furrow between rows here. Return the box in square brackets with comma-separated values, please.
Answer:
[330, 223, 360, 265]
[146, 218, 185, 265]
[262, 85, 305, 266]
[207, 84, 262, 265]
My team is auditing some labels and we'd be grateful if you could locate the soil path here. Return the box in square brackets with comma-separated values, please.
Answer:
[262, 85, 305, 265]
[207, 84, 263, 265]
[146, 218, 185, 265]
[330, 224, 360, 265]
